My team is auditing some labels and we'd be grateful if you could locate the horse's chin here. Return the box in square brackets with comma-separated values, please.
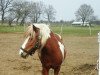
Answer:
[20, 53, 29, 59]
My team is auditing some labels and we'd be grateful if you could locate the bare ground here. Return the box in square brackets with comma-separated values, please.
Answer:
[0, 33, 98, 75]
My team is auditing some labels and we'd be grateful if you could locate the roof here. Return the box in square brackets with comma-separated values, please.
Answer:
[72, 22, 89, 24]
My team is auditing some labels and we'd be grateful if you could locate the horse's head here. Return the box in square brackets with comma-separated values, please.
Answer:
[19, 25, 41, 58]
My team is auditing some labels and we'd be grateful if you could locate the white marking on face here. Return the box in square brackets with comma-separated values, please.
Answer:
[19, 36, 30, 56]
[19, 49, 23, 55]
[58, 41, 64, 60]
[19, 49, 28, 58]
[22, 36, 30, 49]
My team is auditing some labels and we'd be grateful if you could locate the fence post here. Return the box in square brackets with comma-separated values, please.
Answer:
[89, 25, 91, 36]
[98, 32, 100, 75]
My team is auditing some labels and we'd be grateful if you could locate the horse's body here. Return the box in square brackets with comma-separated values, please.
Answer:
[19, 24, 66, 75]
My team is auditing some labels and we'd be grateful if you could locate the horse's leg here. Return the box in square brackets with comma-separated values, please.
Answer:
[54, 66, 60, 75]
[42, 67, 49, 75]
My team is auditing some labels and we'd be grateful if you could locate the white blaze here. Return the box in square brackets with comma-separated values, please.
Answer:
[19, 49, 23, 55]
[19, 36, 30, 55]
[22, 36, 30, 49]
[58, 41, 64, 60]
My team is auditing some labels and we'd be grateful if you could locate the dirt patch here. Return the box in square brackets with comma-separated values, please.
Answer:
[71, 64, 97, 75]
[13, 65, 32, 71]
[72, 64, 96, 71]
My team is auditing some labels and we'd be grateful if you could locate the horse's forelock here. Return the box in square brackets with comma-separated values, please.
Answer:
[24, 25, 35, 38]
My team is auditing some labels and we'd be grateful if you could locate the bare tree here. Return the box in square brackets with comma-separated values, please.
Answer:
[11, 0, 31, 25]
[0, 0, 13, 24]
[44, 5, 56, 23]
[19, 2, 31, 25]
[6, 9, 16, 26]
[75, 4, 94, 25]
[11, 0, 22, 25]
[29, 1, 44, 23]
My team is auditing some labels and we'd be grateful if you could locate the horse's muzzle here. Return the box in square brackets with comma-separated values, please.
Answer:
[19, 49, 29, 59]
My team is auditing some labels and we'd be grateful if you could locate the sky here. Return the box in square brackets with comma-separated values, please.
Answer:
[30, 0, 100, 21]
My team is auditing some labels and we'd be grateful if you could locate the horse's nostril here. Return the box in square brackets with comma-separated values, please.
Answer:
[21, 52, 23, 56]
[19, 49, 24, 55]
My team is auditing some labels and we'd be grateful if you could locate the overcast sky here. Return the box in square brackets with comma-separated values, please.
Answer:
[30, 0, 100, 21]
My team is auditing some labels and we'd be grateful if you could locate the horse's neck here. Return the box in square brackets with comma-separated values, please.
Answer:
[40, 32, 62, 53]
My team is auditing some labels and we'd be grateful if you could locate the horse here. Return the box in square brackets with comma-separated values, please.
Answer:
[19, 24, 66, 75]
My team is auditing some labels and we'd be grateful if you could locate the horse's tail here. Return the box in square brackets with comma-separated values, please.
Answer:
[60, 24, 63, 37]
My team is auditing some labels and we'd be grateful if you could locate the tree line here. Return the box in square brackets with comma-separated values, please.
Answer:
[0, 0, 56, 26]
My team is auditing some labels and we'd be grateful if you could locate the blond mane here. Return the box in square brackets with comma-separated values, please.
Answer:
[24, 23, 51, 45]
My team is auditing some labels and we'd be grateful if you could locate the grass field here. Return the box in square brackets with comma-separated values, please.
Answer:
[0, 25, 100, 36]
[0, 24, 99, 75]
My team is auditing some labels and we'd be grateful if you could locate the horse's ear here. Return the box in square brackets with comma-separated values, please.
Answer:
[33, 25, 39, 32]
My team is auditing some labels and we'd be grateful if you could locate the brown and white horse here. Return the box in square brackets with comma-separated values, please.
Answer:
[19, 24, 66, 75]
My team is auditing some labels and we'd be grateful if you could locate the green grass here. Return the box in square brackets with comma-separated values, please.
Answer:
[0, 25, 25, 33]
[51, 25, 100, 36]
[0, 25, 100, 36]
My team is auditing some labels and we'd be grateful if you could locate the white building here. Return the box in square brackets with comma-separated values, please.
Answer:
[72, 22, 89, 26]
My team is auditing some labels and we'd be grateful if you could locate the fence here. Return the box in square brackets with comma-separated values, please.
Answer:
[98, 32, 100, 75]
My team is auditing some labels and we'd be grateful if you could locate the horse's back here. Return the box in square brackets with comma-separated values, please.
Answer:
[54, 33, 62, 42]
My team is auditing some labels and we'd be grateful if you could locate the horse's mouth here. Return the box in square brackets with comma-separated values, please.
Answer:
[20, 53, 29, 59]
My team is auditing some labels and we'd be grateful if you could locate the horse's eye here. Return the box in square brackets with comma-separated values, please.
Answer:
[29, 34, 31, 36]
[35, 35, 38, 38]
[30, 38, 33, 40]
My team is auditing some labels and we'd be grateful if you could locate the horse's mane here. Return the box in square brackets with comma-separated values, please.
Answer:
[33, 23, 51, 38]
[24, 24, 51, 41]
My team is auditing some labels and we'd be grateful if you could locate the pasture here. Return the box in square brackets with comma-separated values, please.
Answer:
[0, 25, 99, 75]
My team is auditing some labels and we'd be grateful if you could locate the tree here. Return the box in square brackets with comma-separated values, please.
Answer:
[12, 0, 23, 25]
[19, 1, 31, 25]
[11, 0, 31, 25]
[0, 0, 13, 24]
[29, 1, 44, 23]
[44, 5, 56, 23]
[75, 4, 94, 25]
[6, 9, 16, 26]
